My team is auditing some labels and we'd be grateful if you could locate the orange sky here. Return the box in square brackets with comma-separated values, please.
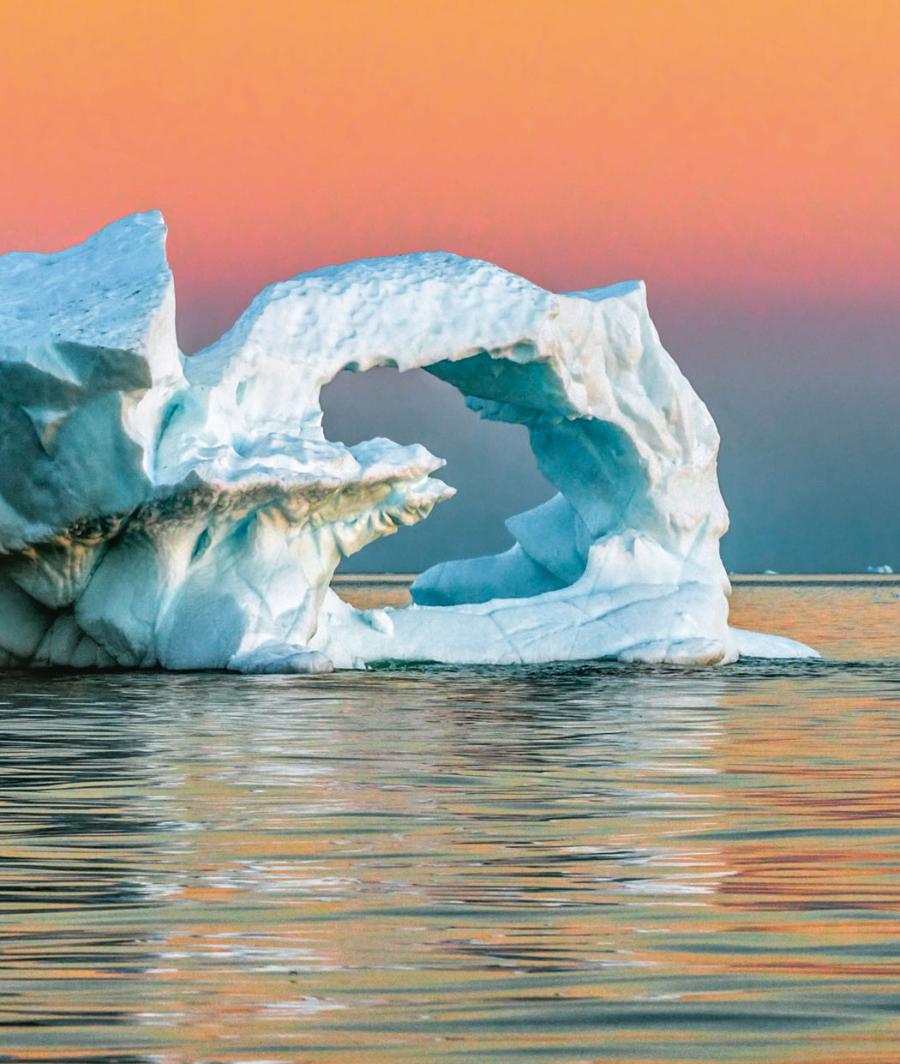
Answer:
[0, 0, 898, 349]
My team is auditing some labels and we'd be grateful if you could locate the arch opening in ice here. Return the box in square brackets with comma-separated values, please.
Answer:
[319, 364, 557, 583]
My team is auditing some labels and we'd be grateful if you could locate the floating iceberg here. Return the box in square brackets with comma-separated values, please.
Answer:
[0, 212, 816, 672]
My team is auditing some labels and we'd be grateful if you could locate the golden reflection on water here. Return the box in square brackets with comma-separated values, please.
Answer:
[0, 579, 898, 1063]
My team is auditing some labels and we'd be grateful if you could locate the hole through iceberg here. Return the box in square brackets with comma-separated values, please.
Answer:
[320, 365, 556, 577]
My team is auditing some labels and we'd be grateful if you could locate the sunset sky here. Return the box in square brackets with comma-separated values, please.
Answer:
[1, 1, 897, 571]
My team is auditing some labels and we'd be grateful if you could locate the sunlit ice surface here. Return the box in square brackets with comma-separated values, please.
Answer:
[0, 577, 897, 1063]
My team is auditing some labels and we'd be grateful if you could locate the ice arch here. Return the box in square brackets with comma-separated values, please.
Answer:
[0, 212, 815, 672]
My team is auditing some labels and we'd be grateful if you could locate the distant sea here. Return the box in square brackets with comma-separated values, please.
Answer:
[0, 576, 898, 1063]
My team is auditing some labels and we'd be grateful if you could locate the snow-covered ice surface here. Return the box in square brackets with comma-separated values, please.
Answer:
[0, 212, 816, 672]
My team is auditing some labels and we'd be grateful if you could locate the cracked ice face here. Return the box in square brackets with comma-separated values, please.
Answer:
[0, 212, 816, 671]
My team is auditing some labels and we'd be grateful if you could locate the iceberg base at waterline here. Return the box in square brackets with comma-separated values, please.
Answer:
[0, 212, 816, 672]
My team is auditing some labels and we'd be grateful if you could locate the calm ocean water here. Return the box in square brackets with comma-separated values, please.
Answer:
[0, 578, 898, 1063]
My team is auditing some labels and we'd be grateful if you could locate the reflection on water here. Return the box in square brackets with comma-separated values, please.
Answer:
[0, 581, 898, 1062]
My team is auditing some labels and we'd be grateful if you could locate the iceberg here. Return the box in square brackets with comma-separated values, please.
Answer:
[0, 212, 816, 672]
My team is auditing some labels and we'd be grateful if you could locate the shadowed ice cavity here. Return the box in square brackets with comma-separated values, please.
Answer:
[407, 356, 650, 605]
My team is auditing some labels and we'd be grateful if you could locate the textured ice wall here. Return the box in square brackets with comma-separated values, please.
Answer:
[0, 212, 815, 671]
